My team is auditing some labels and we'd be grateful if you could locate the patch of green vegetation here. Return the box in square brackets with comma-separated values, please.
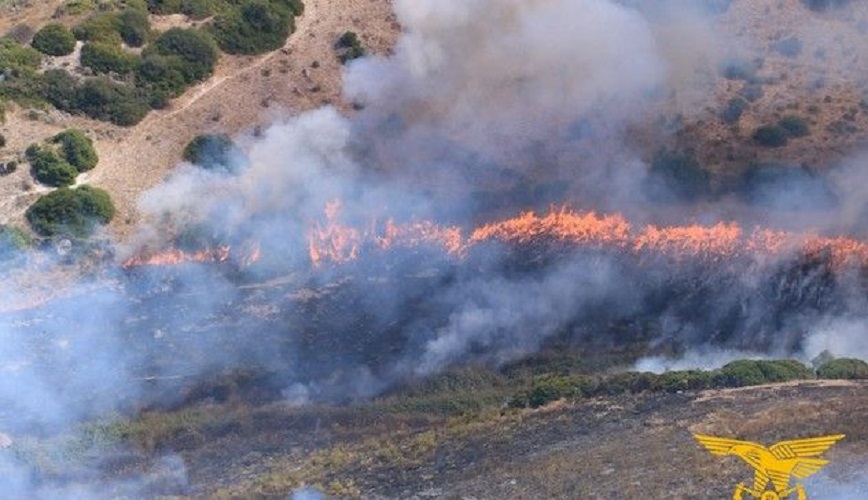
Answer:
[211, 0, 300, 55]
[74, 77, 150, 126]
[31, 23, 77, 56]
[0, 224, 31, 260]
[183, 133, 246, 172]
[753, 124, 789, 147]
[80, 42, 139, 74]
[118, 8, 151, 46]
[335, 30, 365, 64]
[145, 27, 218, 83]
[73, 12, 124, 45]
[778, 115, 810, 138]
[25, 144, 78, 187]
[25, 185, 116, 237]
[816, 358, 868, 379]
[721, 97, 747, 124]
[51, 129, 99, 172]
[646, 150, 711, 202]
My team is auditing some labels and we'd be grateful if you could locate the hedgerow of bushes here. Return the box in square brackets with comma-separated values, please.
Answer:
[508, 358, 856, 409]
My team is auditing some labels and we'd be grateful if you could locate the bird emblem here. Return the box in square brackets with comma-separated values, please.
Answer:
[694, 433, 845, 500]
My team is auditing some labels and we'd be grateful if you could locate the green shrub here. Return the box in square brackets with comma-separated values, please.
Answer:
[51, 129, 98, 172]
[80, 42, 139, 74]
[721, 97, 746, 124]
[654, 370, 714, 392]
[73, 12, 123, 44]
[211, 0, 296, 55]
[118, 8, 151, 47]
[26, 185, 115, 237]
[510, 374, 594, 408]
[753, 124, 788, 147]
[816, 358, 868, 379]
[26, 144, 78, 187]
[40, 69, 80, 110]
[31, 23, 77, 56]
[336, 30, 365, 64]
[0, 133, 5, 148]
[0, 38, 42, 72]
[646, 150, 711, 202]
[147, 28, 218, 83]
[182, 133, 246, 172]
[180, 0, 218, 19]
[773, 37, 802, 58]
[0, 225, 31, 260]
[716, 359, 811, 387]
[147, 0, 183, 14]
[778, 115, 810, 138]
[75, 78, 150, 126]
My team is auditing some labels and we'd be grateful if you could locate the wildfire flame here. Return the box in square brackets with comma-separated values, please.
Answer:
[308, 202, 868, 269]
[122, 242, 261, 269]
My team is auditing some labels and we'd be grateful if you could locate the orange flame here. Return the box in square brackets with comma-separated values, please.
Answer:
[308, 202, 868, 269]
[122, 242, 262, 269]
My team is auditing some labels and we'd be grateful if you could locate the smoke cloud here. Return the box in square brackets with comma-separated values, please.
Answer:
[4, 0, 868, 495]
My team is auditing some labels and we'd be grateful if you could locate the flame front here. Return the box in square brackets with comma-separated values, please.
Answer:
[123, 242, 261, 269]
[308, 202, 868, 269]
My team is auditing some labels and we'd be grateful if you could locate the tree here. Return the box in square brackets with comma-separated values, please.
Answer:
[26, 144, 78, 187]
[31, 23, 77, 56]
[118, 8, 151, 47]
[80, 42, 139, 74]
[817, 358, 868, 379]
[75, 78, 150, 126]
[778, 115, 810, 138]
[26, 185, 116, 237]
[183, 134, 248, 173]
[147, 28, 218, 83]
[212, 0, 295, 55]
[753, 124, 788, 147]
[73, 12, 123, 45]
[52, 129, 98, 172]
[336, 31, 365, 64]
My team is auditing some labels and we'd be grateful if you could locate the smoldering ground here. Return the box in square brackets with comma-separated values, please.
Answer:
[3, 0, 868, 496]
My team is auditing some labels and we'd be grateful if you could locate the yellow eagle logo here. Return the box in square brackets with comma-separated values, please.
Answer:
[694, 433, 845, 500]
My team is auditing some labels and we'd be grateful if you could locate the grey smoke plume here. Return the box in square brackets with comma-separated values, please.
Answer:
[5, 0, 868, 495]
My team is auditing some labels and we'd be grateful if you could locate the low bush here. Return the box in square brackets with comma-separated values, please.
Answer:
[0, 225, 31, 260]
[75, 77, 150, 126]
[31, 23, 77, 56]
[753, 124, 789, 147]
[25, 144, 78, 187]
[51, 129, 98, 172]
[211, 0, 296, 55]
[716, 359, 811, 387]
[73, 12, 123, 45]
[778, 115, 810, 138]
[773, 37, 802, 58]
[80, 42, 139, 74]
[0, 38, 42, 72]
[816, 358, 868, 379]
[645, 150, 711, 202]
[721, 97, 746, 124]
[182, 133, 246, 172]
[146, 28, 218, 83]
[118, 8, 151, 47]
[509, 374, 594, 408]
[336, 30, 365, 64]
[26, 185, 116, 237]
